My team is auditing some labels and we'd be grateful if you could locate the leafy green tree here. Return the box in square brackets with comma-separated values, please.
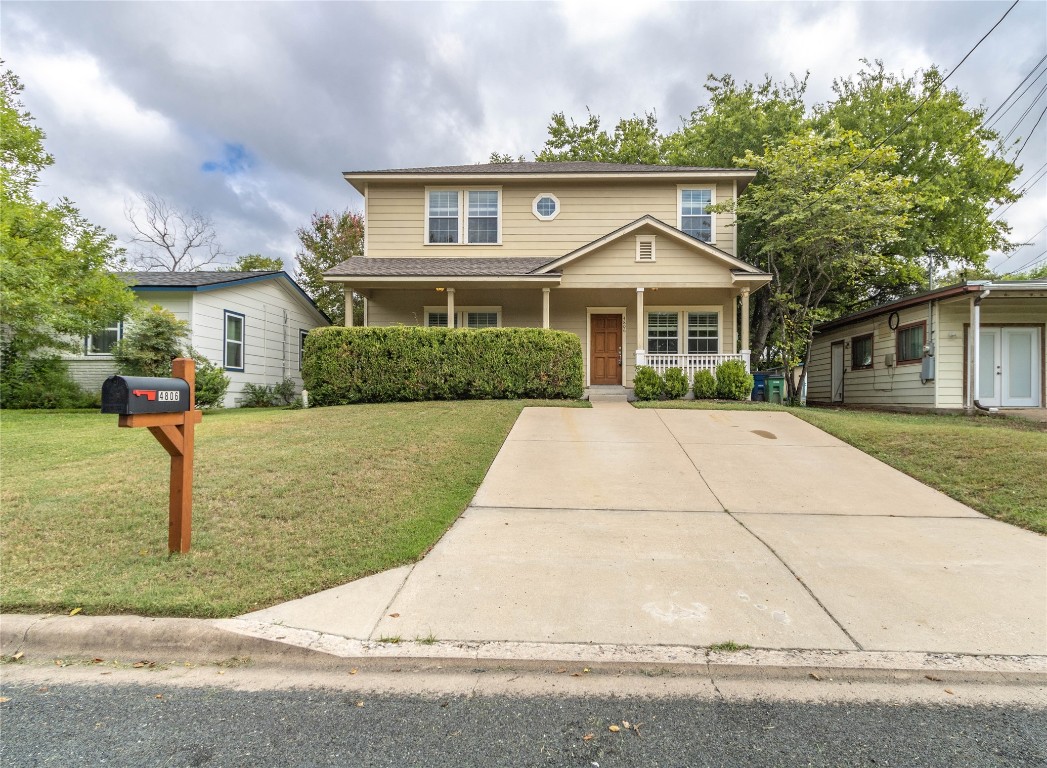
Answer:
[488, 152, 525, 163]
[723, 129, 911, 401]
[537, 110, 664, 164]
[295, 210, 364, 324]
[186, 347, 230, 408]
[0, 67, 136, 354]
[816, 61, 1021, 285]
[112, 305, 189, 377]
[222, 253, 285, 271]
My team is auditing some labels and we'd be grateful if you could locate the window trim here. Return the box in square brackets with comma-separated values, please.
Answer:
[645, 307, 722, 355]
[299, 329, 309, 371]
[677, 185, 716, 244]
[223, 310, 246, 372]
[423, 305, 503, 328]
[851, 333, 874, 370]
[85, 321, 123, 356]
[532, 193, 560, 221]
[896, 321, 926, 365]
[635, 235, 656, 262]
[424, 187, 502, 246]
[686, 310, 720, 355]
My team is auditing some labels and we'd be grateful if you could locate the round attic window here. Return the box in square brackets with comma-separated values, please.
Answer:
[532, 194, 560, 221]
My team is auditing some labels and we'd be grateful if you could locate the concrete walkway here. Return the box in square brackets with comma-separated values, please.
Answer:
[238, 404, 1047, 657]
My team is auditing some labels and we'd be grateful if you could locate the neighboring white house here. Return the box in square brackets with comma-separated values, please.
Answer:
[67, 271, 331, 407]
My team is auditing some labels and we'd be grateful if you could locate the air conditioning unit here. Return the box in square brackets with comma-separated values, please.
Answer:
[884, 353, 895, 367]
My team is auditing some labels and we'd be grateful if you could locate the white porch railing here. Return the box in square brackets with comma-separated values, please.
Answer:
[636, 350, 751, 379]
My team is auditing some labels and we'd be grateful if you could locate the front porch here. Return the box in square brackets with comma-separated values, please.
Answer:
[640, 351, 751, 379]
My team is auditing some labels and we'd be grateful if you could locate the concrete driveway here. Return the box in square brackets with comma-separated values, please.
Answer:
[243, 404, 1047, 656]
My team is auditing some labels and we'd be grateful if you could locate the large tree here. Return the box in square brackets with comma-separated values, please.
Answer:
[220, 253, 285, 272]
[536, 110, 665, 164]
[125, 192, 227, 271]
[723, 129, 911, 400]
[295, 210, 364, 324]
[0, 67, 135, 354]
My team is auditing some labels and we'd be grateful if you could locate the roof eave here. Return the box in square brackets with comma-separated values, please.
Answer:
[343, 168, 758, 192]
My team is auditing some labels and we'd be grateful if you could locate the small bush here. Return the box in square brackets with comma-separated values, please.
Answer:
[240, 383, 276, 407]
[272, 377, 297, 406]
[113, 305, 189, 377]
[303, 326, 584, 405]
[715, 359, 755, 401]
[632, 366, 665, 401]
[693, 369, 717, 399]
[0, 343, 92, 409]
[187, 348, 229, 409]
[663, 367, 689, 399]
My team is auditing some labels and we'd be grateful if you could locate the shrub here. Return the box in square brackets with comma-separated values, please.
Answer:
[693, 369, 717, 399]
[632, 366, 665, 401]
[303, 326, 584, 405]
[272, 377, 297, 406]
[187, 348, 229, 409]
[240, 383, 276, 407]
[0, 342, 92, 409]
[113, 305, 189, 377]
[715, 359, 755, 401]
[663, 367, 689, 399]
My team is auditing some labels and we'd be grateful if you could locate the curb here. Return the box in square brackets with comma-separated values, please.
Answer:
[4, 614, 1046, 686]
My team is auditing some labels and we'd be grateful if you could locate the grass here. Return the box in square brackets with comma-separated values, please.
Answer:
[708, 640, 751, 652]
[0, 399, 585, 618]
[635, 400, 1047, 533]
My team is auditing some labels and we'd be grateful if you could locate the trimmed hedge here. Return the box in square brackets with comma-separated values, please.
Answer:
[632, 366, 664, 401]
[302, 326, 584, 405]
[663, 367, 689, 399]
[693, 369, 717, 399]
[715, 359, 755, 401]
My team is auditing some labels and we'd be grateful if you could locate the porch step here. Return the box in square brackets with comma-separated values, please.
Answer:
[586, 385, 631, 403]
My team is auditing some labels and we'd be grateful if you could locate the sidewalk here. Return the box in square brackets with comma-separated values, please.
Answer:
[4, 404, 1045, 683]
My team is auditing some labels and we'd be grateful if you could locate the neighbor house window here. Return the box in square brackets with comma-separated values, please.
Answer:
[532, 193, 559, 220]
[896, 322, 925, 364]
[851, 333, 873, 370]
[224, 311, 245, 371]
[426, 189, 501, 244]
[86, 322, 122, 355]
[687, 312, 718, 354]
[299, 329, 309, 371]
[424, 307, 501, 328]
[679, 188, 713, 242]
[647, 312, 679, 353]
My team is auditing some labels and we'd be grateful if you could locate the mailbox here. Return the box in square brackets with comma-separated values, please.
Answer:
[102, 375, 191, 415]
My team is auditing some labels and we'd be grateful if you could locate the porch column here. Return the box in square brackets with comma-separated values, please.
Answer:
[635, 287, 646, 368]
[344, 285, 354, 327]
[542, 288, 550, 329]
[446, 287, 455, 327]
[740, 288, 751, 372]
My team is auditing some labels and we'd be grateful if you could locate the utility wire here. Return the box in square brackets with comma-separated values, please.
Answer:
[1002, 249, 1047, 275]
[998, 83, 1047, 144]
[995, 223, 1047, 268]
[983, 57, 1047, 129]
[1011, 102, 1047, 163]
[990, 162, 1047, 221]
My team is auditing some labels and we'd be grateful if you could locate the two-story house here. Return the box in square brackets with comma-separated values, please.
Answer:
[323, 162, 771, 389]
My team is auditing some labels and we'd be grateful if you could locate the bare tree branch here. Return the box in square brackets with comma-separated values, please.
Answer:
[124, 193, 228, 271]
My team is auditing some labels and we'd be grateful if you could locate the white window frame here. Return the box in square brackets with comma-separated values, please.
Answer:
[635, 234, 656, 262]
[646, 307, 723, 355]
[423, 305, 503, 328]
[85, 321, 123, 356]
[299, 329, 309, 371]
[686, 310, 720, 354]
[532, 193, 560, 221]
[677, 185, 716, 244]
[424, 187, 502, 245]
[223, 310, 245, 372]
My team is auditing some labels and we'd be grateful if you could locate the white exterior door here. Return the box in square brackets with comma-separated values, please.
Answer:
[979, 327, 1041, 408]
[831, 341, 844, 403]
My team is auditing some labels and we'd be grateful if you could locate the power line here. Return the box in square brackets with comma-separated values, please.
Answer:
[990, 161, 1047, 221]
[998, 83, 1047, 144]
[995, 223, 1047, 268]
[983, 56, 1047, 129]
[1002, 249, 1047, 275]
[1011, 102, 1047, 163]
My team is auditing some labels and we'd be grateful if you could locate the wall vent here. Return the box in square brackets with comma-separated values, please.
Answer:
[636, 236, 656, 262]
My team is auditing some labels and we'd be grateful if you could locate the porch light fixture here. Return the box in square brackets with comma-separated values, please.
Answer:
[435, 287, 445, 292]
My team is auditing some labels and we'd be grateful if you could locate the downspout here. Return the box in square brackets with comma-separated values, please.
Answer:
[972, 287, 996, 412]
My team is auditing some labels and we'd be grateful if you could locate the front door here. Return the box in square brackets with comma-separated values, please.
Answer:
[979, 327, 1041, 407]
[830, 341, 845, 403]
[591, 314, 622, 385]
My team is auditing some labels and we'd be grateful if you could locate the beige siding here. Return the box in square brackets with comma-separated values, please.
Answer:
[365, 286, 738, 387]
[808, 304, 935, 407]
[365, 180, 738, 260]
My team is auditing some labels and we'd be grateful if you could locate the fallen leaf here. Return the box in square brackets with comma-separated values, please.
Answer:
[91, 658, 104, 664]
[53, 659, 64, 667]
[583, 668, 591, 674]
[349, 668, 358, 675]
[925, 674, 942, 682]
[570, 672, 582, 677]
[945, 688, 955, 695]
[69, 607, 82, 616]
[154, 694, 163, 700]
[556, 668, 567, 674]
[582, 733, 594, 741]
[0, 697, 10, 703]
[608, 725, 620, 733]
[809, 672, 822, 681]
[622, 720, 630, 729]
[100, 672, 112, 676]
[217, 670, 225, 675]
[356, 701, 364, 707]
[12, 652, 23, 661]
[38, 687, 48, 693]
[132, 661, 155, 669]
[388, 613, 400, 618]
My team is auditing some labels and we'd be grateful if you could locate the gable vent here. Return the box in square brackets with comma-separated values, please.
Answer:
[636, 236, 656, 262]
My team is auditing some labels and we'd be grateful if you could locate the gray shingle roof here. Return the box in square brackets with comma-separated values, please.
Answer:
[122, 271, 281, 287]
[324, 257, 557, 278]
[344, 161, 752, 175]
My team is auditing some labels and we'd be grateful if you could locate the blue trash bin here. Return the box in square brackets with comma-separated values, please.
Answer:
[751, 372, 768, 401]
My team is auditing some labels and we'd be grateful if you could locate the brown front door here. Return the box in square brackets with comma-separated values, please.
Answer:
[591, 314, 622, 385]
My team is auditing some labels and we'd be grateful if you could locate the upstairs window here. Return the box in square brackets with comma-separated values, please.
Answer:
[679, 188, 713, 242]
[647, 312, 679, 354]
[426, 189, 500, 244]
[687, 312, 718, 354]
[532, 193, 560, 220]
[86, 322, 122, 355]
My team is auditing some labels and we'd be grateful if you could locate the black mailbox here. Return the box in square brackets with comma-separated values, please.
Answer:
[102, 376, 191, 415]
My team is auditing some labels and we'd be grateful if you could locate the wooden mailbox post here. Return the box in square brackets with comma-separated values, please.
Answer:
[103, 358, 203, 554]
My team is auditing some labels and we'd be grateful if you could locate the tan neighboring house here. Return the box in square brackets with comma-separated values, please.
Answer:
[807, 280, 1046, 412]
[323, 162, 771, 388]
[66, 271, 330, 407]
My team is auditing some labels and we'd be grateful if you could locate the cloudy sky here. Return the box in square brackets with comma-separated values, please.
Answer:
[3, 1, 1045, 275]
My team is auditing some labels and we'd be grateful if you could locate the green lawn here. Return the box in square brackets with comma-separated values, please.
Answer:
[636, 400, 1047, 533]
[0, 400, 584, 618]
